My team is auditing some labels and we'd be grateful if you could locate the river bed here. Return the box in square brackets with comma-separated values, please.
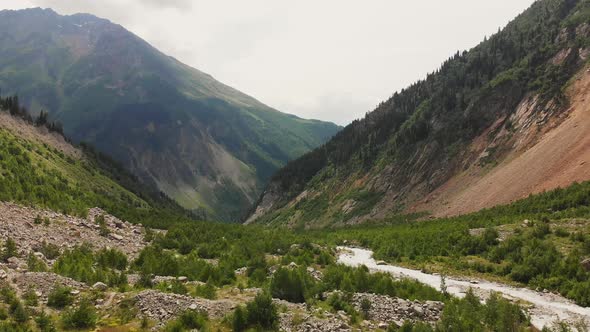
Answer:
[337, 246, 590, 330]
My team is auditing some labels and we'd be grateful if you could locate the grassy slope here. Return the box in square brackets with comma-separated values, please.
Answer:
[0, 111, 192, 228]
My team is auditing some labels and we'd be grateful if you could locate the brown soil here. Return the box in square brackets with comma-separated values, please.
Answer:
[415, 67, 590, 217]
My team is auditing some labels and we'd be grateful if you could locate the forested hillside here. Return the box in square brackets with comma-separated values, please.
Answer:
[0, 8, 340, 222]
[249, 0, 590, 227]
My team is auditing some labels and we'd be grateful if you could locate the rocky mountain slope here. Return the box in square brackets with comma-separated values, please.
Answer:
[0, 8, 340, 221]
[248, 0, 590, 228]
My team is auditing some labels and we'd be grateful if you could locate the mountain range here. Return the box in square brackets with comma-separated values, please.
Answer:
[0, 8, 340, 221]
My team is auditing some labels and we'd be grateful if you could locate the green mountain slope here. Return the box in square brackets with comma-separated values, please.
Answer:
[0, 8, 341, 221]
[248, 0, 590, 228]
[0, 95, 191, 228]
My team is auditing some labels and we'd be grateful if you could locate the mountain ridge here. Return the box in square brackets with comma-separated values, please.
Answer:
[247, 0, 590, 228]
[0, 7, 341, 221]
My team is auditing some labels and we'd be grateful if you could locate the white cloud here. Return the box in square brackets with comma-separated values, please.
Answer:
[1, 0, 536, 125]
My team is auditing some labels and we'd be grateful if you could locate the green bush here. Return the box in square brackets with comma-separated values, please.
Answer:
[1, 238, 17, 262]
[38, 241, 60, 260]
[27, 253, 47, 272]
[61, 299, 97, 329]
[47, 286, 73, 309]
[245, 292, 278, 331]
[194, 279, 216, 300]
[23, 288, 38, 307]
[163, 310, 208, 332]
[35, 311, 56, 332]
[270, 267, 314, 303]
[53, 244, 127, 287]
[232, 306, 247, 332]
[11, 300, 28, 324]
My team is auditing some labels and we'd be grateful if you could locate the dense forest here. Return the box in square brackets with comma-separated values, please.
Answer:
[262, 0, 590, 219]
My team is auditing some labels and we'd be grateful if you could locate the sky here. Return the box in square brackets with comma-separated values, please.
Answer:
[2, 0, 536, 126]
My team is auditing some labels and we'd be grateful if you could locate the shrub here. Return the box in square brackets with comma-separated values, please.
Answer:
[38, 241, 60, 260]
[194, 279, 216, 299]
[232, 306, 247, 332]
[270, 267, 313, 303]
[27, 253, 47, 272]
[61, 299, 97, 329]
[246, 292, 278, 330]
[360, 298, 371, 319]
[35, 311, 56, 332]
[47, 286, 73, 309]
[163, 310, 208, 332]
[1, 238, 17, 261]
[0, 285, 16, 304]
[11, 300, 28, 324]
[23, 288, 38, 306]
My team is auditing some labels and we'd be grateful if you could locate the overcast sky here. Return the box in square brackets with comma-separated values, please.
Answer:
[3, 0, 536, 126]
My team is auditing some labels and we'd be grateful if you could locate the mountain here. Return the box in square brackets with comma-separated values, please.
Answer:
[0, 8, 341, 221]
[248, 0, 590, 228]
[0, 94, 191, 228]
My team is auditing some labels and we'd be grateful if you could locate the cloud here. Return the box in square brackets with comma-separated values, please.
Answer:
[139, 0, 192, 10]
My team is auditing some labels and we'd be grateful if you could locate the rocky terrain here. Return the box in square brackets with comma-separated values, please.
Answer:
[135, 290, 237, 328]
[0, 202, 148, 261]
[351, 293, 443, 327]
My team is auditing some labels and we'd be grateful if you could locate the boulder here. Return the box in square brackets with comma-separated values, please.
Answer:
[581, 258, 590, 272]
[93, 282, 108, 291]
[6, 257, 20, 269]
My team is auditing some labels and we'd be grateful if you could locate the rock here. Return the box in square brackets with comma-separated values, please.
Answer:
[6, 257, 20, 269]
[110, 233, 123, 241]
[413, 304, 424, 316]
[188, 304, 198, 310]
[177, 276, 188, 282]
[93, 282, 108, 290]
[70, 289, 80, 295]
[378, 322, 390, 329]
[0, 270, 7, 279]
[581, 258, 590, 272]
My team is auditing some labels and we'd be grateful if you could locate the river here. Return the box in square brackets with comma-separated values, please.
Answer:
[337, 247, 590, 330]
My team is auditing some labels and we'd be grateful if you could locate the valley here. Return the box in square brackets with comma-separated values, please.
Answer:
[1, 0, 590, 331]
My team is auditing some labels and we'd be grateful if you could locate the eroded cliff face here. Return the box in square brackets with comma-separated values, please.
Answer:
[248, 15, 590, 228]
